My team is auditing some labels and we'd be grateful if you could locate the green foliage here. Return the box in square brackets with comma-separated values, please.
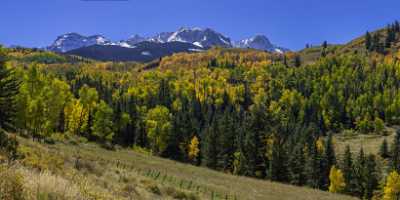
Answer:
[145, 105, 172, 155]
[23, 51, 67, 64]
[92, 100, 114, 143]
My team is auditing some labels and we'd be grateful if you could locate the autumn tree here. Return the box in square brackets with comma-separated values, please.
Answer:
[145, 105, 172, 155]
[188, 135, 200, 163]
[329, 165, 345, 193]
[92, 101, 114, 144]
[383, 171, 400, 200]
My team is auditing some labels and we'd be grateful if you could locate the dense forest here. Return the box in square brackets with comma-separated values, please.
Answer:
[3, 22, 400, 199]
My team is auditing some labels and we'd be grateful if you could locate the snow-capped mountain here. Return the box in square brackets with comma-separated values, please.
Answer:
[47, 28, 289, 58]
[235, 35, 287, 53]
[148, 32, 174, 43]
[116, 28, 232, 48]
[164, 27, 232, 48]
[48, 33, 111, 53]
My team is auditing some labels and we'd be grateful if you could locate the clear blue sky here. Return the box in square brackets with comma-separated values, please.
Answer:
[1, 0, 399, 50]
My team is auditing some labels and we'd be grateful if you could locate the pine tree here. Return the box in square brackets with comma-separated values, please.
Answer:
[380, 138, 390, 159]
[324, 133, 336, 168]
[306, 138, 323, 188]
[365, 31, 372, 51]
[202, 119, 220, 169]
[391, 130, 400, 172]
[322, 41, 328, 49]
[354, 148, 366, 198]
[395, 21, 400, 32]
[268, 135, 289, 182]
[341, 145, 355, 195]
[363, 154, 379, 199]
[288, 145, 306, 185]
[0, 48, 19, 130]
[294, 55, 301, 67]
[321, 133, 336, 190]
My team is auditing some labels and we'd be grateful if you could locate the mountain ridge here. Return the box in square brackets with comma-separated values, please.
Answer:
[47, 27, 288, 53]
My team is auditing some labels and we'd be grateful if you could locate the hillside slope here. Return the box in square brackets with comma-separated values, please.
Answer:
[11, 137, 357, 200]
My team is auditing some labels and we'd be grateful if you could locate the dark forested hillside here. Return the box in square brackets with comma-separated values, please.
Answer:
[2, 22, 400, 199]
[65, 41, 204, 62]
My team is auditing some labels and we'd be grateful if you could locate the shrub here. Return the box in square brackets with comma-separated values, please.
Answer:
[19, 146, 63, 172]
[21, 170, 81, 200]
[0, 130, 19, 162]
[141, 179, 161, 195]
[0, 166, 25, 200]
[164, 186, 199, 200]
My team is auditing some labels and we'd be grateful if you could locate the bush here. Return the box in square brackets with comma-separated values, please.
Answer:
[141, 179, 161, 195]
[164, 186, 199, 200]
[0, 166, 25, 200]
[19, 146, 63, 172]
[0, 130, 19, 162]
[21, 170, 81, 200]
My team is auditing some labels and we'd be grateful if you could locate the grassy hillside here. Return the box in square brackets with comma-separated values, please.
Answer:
[1, 136, 357, 200]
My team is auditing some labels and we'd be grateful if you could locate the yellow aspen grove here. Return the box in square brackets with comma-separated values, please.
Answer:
[329, 166, 345, 193]
[383, 171, 400, 200]
[188, 136, 200, 160]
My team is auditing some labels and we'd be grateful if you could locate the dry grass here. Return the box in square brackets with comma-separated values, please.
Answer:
[14, 138, 357, 200]
[334, 127, 397, 156]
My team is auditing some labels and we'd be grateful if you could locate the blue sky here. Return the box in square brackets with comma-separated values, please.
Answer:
[1, 0, 400, 50]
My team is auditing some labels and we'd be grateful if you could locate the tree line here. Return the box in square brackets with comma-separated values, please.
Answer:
[2, 42, 400, 198]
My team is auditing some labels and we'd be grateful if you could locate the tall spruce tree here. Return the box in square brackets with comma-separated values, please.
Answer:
[306, 137, 323, 189]
[391, 130, 400, 172]
[354, 148, 366, 198]
[380, 138, 390, 159]
[341, 145, 356, 195]
[0, 48, 19, 130]
[288, 145, 306, 185]
[365, 31, 372, 51]
[363, 154, 379, 199]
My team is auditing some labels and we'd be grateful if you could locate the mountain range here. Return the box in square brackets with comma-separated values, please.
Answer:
[47, 27, 288, 62]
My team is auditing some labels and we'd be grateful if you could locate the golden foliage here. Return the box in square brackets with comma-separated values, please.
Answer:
[328, 166, 346, 193]
[188, 136, 200, 160]
[383, 171, 400, 200]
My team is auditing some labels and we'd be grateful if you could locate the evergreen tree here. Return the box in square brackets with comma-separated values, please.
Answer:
[363, 154, 379, 199]
[341, 145, 356, 195]
[324, 133, 336, 168]
[322, 41, 328, 49]
[365, 31, 372, 51]
[391, 130, 400, 172]
[294, 55, 302, 67]
[288, 145, 306, 185]
[354, 148, 366, 198]
[0, 48, 19, 130]
[202, 119, 220, 169]
[306, 138, 323, 189]
[380, 138, 390, 159]
[268, 135, 289, 182]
